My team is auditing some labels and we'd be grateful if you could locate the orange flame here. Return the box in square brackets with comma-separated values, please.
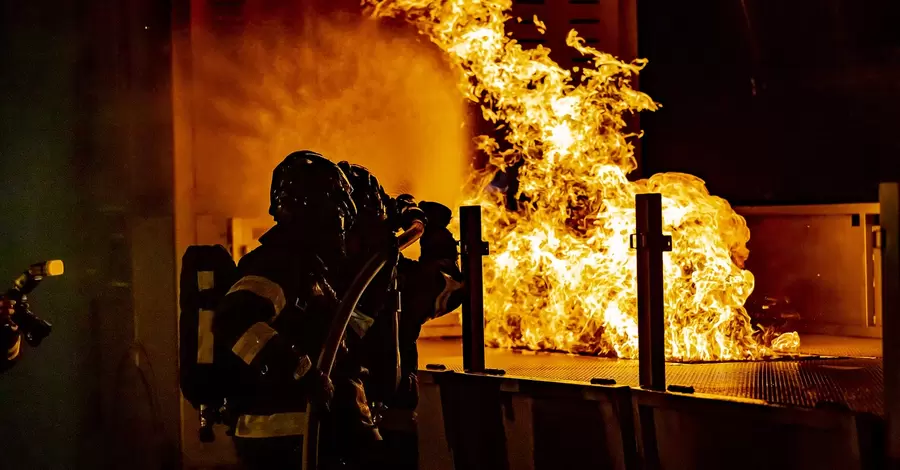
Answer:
[367, 0, 799, 360]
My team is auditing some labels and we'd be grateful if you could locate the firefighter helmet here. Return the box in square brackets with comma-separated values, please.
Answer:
[269, 151, 358, 233]
[337, 161, 389, 224]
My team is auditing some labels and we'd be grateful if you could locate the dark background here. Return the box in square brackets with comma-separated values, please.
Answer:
[638, 0, 900, 205]
[1, 0, 96, 466]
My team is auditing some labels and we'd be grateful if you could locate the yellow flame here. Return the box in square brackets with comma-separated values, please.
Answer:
[367, 0, 797, 360]
[772, 331, 801, 353]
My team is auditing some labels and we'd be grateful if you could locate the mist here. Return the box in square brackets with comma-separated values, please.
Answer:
[190, 12, 470, 219]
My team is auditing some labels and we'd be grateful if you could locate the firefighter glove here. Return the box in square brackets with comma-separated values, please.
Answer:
[312, 369, 335, 413]
[395, 194, 427, 230]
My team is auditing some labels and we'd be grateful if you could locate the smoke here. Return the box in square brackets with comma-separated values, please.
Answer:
[191, 12, 469, 218]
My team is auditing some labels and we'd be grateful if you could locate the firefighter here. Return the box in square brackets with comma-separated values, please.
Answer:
[336, 162, 465, 469]
[1, 296, 22, 372]
[330, 161, 412, 467]
[212, 150, 381, 470]
[379, 199, 465, 469]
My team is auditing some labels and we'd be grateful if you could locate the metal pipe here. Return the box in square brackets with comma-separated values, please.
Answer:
[460, 205, 487, 373]
[633, 194, 670, 391]
[880, 182, 900, 466]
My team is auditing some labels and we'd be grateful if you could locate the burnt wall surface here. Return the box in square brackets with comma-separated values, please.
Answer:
[639, 0, 900, 205]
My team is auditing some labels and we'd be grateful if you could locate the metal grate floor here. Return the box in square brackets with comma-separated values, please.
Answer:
[418, 337, 884, 416]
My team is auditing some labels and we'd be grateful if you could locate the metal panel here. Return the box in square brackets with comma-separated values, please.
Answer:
[417, 373, 455, 470]
[417, 369, 882, 470]
[631, 389, 872, 470]
[500, 379, 637, 470]
[736, 203, 881, 337]
[502, 393, 536, 470]
[879, 183, 900, 465]
[431, 372, 509, 470]
[737, 204, 880, 216]
[419, 372, 638, 470]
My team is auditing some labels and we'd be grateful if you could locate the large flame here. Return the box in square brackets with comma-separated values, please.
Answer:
[366, 0, 799, 360]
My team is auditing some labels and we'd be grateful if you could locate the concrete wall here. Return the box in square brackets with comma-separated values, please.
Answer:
[0, 2, 95, 467]
[1, 0, 184, 468]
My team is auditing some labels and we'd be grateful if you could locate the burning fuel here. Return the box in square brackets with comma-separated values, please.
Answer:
[367, 0, 800, 361]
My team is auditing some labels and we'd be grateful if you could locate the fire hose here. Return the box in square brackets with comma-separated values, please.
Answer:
[319, 219, 425, 379]
[306, 219, 425, 469]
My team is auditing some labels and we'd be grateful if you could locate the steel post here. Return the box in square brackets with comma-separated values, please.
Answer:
[460, 205, 487, 373]
[633, 194, 670, 391]
[881, 183, 900, 467]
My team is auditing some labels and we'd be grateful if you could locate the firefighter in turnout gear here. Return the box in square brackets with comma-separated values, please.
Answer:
[331, 161, 408, 467]
[380, 200, 465, 469]
[337, 162, 466, 469]
[1, 261, 62, 374]
[212, 150, 380, 469]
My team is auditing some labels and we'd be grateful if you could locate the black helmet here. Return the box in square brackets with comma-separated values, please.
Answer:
[337, 161, 389, 224]
[269, 151, 357, 233]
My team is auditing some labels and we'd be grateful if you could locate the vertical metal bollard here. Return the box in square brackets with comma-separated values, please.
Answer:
[632, 194, 670, 391]
[880, 183, 900, 467]
[460, 205, 487, 373]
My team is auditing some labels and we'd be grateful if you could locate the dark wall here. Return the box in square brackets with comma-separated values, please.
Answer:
[1, 0, 179, 468]
[638, 0, 900, 205]
[0, 0, 98, 467]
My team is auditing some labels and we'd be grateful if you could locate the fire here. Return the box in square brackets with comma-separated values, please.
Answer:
[366, 0, 799, 360]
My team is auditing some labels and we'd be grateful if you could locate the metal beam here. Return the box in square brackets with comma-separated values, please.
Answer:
[460, 205, 488, 373]
[881, 182, 900, 467]
[633, 194, 670, 391]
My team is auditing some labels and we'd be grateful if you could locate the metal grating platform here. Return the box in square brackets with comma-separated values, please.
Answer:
[418, 337, 884, 416]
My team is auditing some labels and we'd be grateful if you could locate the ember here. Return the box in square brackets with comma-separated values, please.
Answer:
[367, 0, 799, 360]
